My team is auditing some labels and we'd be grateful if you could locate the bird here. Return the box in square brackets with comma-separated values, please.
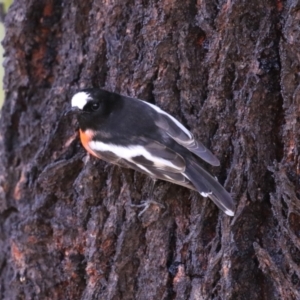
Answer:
[70, 88, 235, 216]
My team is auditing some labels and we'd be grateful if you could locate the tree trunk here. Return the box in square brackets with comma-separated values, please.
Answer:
[0, 0, 299, 299]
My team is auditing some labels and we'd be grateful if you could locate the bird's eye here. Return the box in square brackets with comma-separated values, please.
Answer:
[91, 103, 99, 111]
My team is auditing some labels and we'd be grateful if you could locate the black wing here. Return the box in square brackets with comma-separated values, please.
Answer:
[88, 136, 195, 190]
[141, 101, 220, 166]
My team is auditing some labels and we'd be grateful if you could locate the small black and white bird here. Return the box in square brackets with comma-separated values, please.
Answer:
[71, 88, 235, 216]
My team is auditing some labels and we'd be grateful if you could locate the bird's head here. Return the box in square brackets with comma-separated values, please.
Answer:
[70, 88, 114, 130]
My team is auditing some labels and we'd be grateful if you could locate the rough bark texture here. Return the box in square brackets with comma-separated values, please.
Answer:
[0, 0, 299, 299]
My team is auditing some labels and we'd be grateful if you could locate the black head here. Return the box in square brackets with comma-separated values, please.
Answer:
[71, 88, 120, 131]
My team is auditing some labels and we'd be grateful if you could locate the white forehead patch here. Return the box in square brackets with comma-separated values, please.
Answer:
[71, 92, 91, 110]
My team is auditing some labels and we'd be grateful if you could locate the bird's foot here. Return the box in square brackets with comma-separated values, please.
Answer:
[131, 200, 165, 217]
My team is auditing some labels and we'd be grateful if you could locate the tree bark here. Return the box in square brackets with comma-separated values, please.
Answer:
[0, 0, 299, 299]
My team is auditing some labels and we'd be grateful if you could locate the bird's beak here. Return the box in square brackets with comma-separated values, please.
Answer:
[64, 106, 80, 116]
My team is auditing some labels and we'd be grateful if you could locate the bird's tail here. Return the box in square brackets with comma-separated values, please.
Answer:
[185, 159, 235, 216]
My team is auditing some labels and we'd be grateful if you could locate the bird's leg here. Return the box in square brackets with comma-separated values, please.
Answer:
[131, 178, 164, 217]
[148, 178, 156, 199]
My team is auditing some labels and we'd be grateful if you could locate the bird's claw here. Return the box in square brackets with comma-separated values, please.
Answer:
[131, 200, 165, 217]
